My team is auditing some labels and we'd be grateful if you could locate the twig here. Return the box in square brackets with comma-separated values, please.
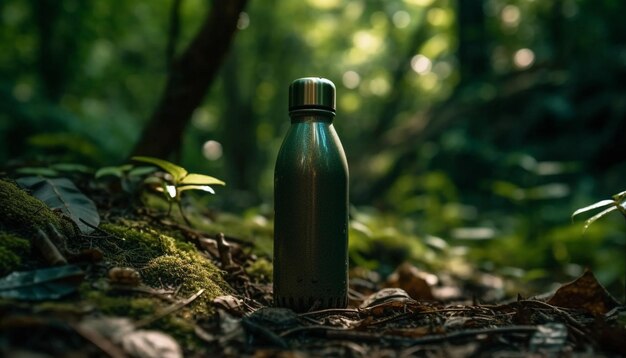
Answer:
[135, 288, 205, 328]
[297, 308, 360, 318]
[395, 325, 538, 345]
[177, 200, 192, 227]
[517, 300, 589, 336]
[284, 325, 539, 346]
[495, 299, 593, 345]
[366, 312, 414, 326]
[279, 325, 352, 338]
[348, 287, 366, 301]
[35, 228, 67, 265]
[156, 218, 253, 247]
[108, 285, 178, 303]
[216, 233, 234, 268]
[70, 322, 127, 358]
[79, 218, 119, 239]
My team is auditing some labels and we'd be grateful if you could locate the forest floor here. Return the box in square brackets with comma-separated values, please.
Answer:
[0, 174, 625, 357]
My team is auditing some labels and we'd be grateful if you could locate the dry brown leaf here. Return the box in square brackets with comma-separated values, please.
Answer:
[384, 262, 435, 301]
[547, 270, 620, 315]
[213, 295, 247, 316]
[121, 330, 182, 358]
[359, 288, 413, 309]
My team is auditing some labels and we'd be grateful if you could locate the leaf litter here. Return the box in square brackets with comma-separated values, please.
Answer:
[0, 177, 625, 357]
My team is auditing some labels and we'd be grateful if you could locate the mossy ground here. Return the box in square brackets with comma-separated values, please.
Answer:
[0, 179, 75, 273]
[81, 288, 199, 349]
[98, 223, 229, 311]
[0, 179, 77, 238]
[0, 233, 30, 276]
[0, 178, 231, 352]
[80, 223, 231, 350]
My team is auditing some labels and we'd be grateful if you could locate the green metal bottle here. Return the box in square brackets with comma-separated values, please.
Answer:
[274, 77, 349, 312]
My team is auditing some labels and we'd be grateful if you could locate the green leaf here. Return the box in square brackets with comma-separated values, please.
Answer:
[179, 173, 225, 186]
[178, 185, 215, 194]
[0, 265, 84, 300]
[17, 177, 101, 234]
[583, 205, 618, 232]
[15, 167, 59, 177]
[51, 163, 92, 174]
[131, 156, 187, 182]
[95, 165, 133, 179]
[612, 190, 626, 201]
[571, 200, 615, 220]
[128, 166, 157, 177]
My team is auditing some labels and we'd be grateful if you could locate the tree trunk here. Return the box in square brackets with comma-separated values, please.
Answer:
[221, 55, 257, 191]
[34, 0, 86, 102]
[132, 0, 248, 158]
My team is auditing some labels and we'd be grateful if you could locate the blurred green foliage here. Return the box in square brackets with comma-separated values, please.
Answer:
[1, 0, 625, 293]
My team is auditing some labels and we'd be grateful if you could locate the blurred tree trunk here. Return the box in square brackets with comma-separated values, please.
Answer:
[34, 0, 85, 101]
[370, 10, 430, 138]
[221, 54, 256, 191]
[132, 0, 248, 158]
[457, 0, 488, 82]
[165, 0, 182, 69]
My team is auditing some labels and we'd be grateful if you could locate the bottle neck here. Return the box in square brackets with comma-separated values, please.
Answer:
[289, 108, 335, 123]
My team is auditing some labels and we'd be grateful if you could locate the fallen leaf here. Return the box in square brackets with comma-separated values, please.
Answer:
[213, 295, 247, 316]
[0, 265, 84, 300]
[360, 288, 414, 309]
[384, 262, 435, 301]
[121, 330, 182, 358]
[547, 270, 620, 315]
[79, 316, 182, 358]
[17, 176, 100, 234]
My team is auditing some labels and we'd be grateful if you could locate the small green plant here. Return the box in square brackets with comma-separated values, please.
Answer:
[572, 190, 626, 232]
[573, 190, 626, 302]
[95, 164, 157, 196]
[131, 156, 225, 225]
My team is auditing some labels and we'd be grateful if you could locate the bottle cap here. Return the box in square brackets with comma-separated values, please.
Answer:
[289, 77, 335, 113]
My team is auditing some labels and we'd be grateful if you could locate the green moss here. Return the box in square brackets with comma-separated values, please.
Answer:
[0, 179, 77, 238]
[84, 289, 158, 317]
[142, 254, 228, 316]
[0, 233, 31, 276]
[246, 257, 273, 282]
[83, 287, 203, 351]
[96, 222, 229, 316]
[99, 223, 168, 266]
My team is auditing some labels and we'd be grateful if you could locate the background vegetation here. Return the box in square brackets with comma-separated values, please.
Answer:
[1, 0, 625, 295]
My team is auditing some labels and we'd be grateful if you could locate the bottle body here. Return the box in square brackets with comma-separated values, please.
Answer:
[274, 113, 349, 312]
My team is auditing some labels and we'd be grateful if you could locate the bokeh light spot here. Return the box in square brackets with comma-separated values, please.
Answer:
[392, 11, 411, 29]
[513, 48, 535, 69]
[237, 12, 250, 30]
[369, 77, 390, 96]
[342, 71, 361, 89]
[501, 5, 521, 27]
[411, 54, 432, 74]
[306, 0, 340, 9]
[202, 140, 223, 161]
[427, 8, 450, 27]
